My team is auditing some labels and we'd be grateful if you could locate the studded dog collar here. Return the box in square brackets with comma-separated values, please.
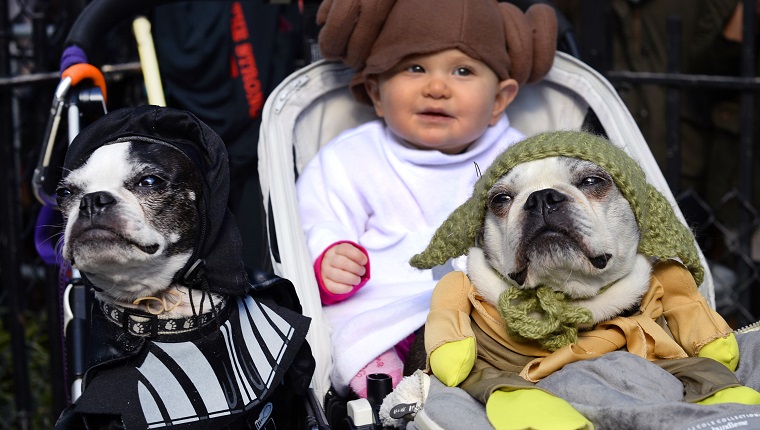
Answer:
[100, 298, 227, 338]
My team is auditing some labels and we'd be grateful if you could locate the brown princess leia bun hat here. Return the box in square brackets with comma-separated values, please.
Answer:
[316, 0, 558, 104]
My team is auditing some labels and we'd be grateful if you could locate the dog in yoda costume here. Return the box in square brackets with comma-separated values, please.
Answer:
[409, 130, 760, 430]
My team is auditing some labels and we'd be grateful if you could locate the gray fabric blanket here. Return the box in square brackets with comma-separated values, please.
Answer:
[410, 330, 760, 430]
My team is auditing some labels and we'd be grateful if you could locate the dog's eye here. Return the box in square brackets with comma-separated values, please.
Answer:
[137, 176, 164, 188]
[490, 193, 512, 205]
[56, 187, 72, 199]
[580, 176, 605, 187]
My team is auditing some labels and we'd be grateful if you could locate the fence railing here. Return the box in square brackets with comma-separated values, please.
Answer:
[578, 0, 760, 328]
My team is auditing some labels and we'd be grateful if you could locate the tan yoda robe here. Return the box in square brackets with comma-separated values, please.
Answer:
[424, 260, 738, 402]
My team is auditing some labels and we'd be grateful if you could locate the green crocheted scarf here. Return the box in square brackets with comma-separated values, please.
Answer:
[498, 286, 593, 351]
[410, 130, 704, 287]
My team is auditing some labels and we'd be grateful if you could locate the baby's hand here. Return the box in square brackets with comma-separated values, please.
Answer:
[321, 243, 368, 294]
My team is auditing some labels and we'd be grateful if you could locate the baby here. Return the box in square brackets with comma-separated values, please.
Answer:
[297, 0, 557, 398]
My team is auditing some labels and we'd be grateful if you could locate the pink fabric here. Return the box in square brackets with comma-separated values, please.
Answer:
[393, 331, 417, 363]
[315, 241, 371, 305]
[349, 348, 404, 398]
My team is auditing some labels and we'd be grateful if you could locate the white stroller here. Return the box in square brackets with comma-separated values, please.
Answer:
[257, 51, 717, 422]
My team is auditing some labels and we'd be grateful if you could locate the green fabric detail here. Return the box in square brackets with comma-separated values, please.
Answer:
[497, 286, 593, 351]
[409, 130, 704, 286]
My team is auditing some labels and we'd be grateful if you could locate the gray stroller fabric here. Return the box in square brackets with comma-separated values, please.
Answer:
[413, 330, 760, 430]
[407, 376, 493, 430]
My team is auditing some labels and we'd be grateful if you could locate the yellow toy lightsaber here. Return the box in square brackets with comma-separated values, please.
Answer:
[132, 16, 166, 107]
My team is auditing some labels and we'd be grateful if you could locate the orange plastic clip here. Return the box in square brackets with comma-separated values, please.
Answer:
[61, 63, 107, 103]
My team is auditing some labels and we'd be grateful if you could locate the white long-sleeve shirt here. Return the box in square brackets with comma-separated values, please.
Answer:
[296, 115, 524, 394]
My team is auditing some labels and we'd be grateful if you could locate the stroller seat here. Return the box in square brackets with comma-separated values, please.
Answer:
[257, 51, 716, 408]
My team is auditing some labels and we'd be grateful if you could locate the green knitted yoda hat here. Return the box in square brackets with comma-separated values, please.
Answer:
[410, 130, 704, 286]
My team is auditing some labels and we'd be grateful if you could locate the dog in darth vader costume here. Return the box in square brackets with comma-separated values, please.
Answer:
[53, 105, 314, 429]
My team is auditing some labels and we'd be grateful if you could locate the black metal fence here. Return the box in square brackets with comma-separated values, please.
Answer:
[1, 0, 759, 428]
[0, 0, 144, 427]
[575, 0, 760, 329]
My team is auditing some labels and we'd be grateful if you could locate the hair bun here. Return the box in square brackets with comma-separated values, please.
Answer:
[499, 3, 558, 85]
[317, 0, 397, 69]
[525, 4, 558, 83]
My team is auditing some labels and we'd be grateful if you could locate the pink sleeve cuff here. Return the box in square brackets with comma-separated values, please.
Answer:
[314, 241, 370, 305]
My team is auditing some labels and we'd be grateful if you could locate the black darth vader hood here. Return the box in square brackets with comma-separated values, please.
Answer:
[63, 104, 247, 296]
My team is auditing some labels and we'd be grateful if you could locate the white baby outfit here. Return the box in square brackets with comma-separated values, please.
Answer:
[296, 115, 524, 394]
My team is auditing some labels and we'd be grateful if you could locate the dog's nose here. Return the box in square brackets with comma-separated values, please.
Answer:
[524, 188, 567, 214]
[80, 191, 116, 217]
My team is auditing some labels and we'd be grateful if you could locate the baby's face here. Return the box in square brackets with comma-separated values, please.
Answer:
[366, 49, 517, 154]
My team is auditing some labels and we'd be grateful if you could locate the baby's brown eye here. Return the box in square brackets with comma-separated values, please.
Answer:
[454, 67, 473, 76]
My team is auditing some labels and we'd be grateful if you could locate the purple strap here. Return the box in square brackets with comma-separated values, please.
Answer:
[36, 205, 72, 402]
[60, 45, 88, 74]
[35, 206, 62, 265]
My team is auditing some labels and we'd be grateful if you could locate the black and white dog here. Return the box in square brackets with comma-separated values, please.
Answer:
[54, 105, 313, 430]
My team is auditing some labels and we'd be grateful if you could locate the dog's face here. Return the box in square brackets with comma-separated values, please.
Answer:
[57, 141, 201, 302]
[469, 156, 652, 322]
